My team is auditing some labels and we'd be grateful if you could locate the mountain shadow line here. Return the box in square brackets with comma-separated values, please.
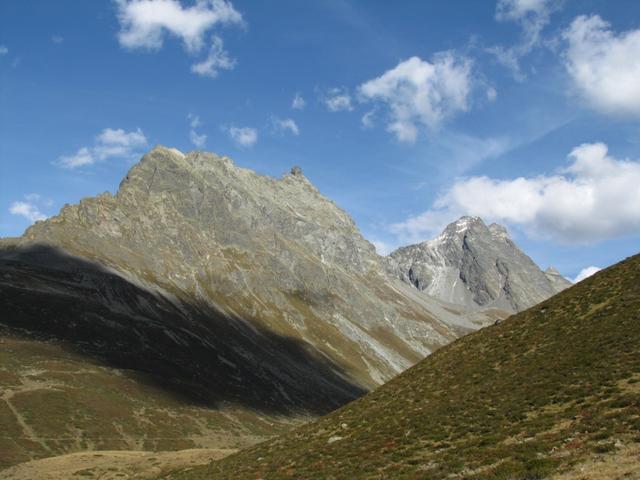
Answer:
[0, 243, 368, 415]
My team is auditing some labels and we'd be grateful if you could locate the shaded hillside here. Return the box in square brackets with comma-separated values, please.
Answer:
[0, 244, 358, 468]
[173, 253, 640, 479]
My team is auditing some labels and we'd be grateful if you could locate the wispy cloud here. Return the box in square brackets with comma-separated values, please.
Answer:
[190, 35, 236, 78]
[323, 87, 354, 112]
[51, 35, 64, 44]
[292, 93, 306, 110]
[489, 0, 561, 80]
[57, 128, 148, 169]
[0, 45, 8, 56]
[227, 126, 257, 147]
[187, 113, 207, 147]
[271, 117, 299, 136]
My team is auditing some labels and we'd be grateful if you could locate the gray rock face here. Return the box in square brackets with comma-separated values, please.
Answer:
[390, 216, 571, 312]
[12, 147, 494, 393]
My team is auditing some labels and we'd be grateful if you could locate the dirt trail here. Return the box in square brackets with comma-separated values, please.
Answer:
[0, 448, 236, 479]
[1, 377, 63, 455]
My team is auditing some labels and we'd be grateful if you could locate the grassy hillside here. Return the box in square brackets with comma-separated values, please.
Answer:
[170, 253, 640, 479]
[0, 335, 304, 470]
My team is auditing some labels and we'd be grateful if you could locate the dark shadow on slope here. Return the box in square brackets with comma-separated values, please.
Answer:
[0, 244, 368, 415]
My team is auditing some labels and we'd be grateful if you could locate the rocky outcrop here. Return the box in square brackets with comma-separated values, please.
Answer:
[390, 216, 571, 312]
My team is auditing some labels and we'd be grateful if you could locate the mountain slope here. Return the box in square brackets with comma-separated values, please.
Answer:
[15, 147, 487, 388]
[390, 216, 571, 312]
[175, 253, 640, 479]
[1, 146, 505, 467]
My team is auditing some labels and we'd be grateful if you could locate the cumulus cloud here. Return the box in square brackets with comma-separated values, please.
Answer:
[115, 0, 242, 77]
[187, 114, 207, 147]
[292, 93, 306, 110]
[190, 35, 236, 77]
[490, 0, 559, 80]
[272, 117, 299, 136]
[0, 45, 8, 55]
[8, 193, 53, 224]
[358, 54, 473, 142]
[323, 88, 353, 112]
[115, 0, 242, 51]
[227, 126, 257, 147]
[57, 128, 148, 169]
[572, 266, 601, 283]
[563, 15, 640, 116]
[391, 143, 640, 244]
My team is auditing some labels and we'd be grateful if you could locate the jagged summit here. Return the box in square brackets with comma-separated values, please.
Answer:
[390, 216, 571, 312]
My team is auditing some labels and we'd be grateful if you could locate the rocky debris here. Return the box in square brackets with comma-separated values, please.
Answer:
[389, 216, 571, 312]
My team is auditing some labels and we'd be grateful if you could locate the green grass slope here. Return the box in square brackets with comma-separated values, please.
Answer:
[170, 253, 640, 479]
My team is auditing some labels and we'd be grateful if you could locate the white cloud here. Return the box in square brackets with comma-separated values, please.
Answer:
[428, 132, 512, 175]
[188, 113, 201, 129]
[358, 54, 473, 142]
[490, 0, 559, 80]
[58, 147, 95, 169]
[323, 87, 353, 112]
[187, 114, 207, 147]
[190, 35, 236, 78]
[292, 93, 306, 110]
[57, 128, 148, 169]
[361, 110, 375, 128]
[563, 15, 640, 116]
[572, 266, 601, 283]
[486, 86, 498, 102]
[51, 35, 64, 44]
[115, 0, 242, 78]
[272, 117, 299, 136]
[189, 130, 207, 147]
[94, 127, 147, 159]
[9, 201, 47, 223]
[227, 126, 257, 147]
[115, 0, 242, 51]
[0, 45, 8, 55]
[391, 142, 640, 244]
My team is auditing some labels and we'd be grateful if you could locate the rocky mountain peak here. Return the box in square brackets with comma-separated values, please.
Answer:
[390, 216, 571, 312]
[16, 146, 505, 393]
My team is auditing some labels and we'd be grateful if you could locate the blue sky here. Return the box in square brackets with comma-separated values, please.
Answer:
[1, 0, 640, 282]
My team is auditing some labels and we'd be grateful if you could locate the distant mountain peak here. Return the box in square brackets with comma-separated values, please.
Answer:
[390, 216, 571, 312]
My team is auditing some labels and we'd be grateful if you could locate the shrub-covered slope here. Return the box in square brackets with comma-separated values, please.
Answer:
[172, 253, 640, 479]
